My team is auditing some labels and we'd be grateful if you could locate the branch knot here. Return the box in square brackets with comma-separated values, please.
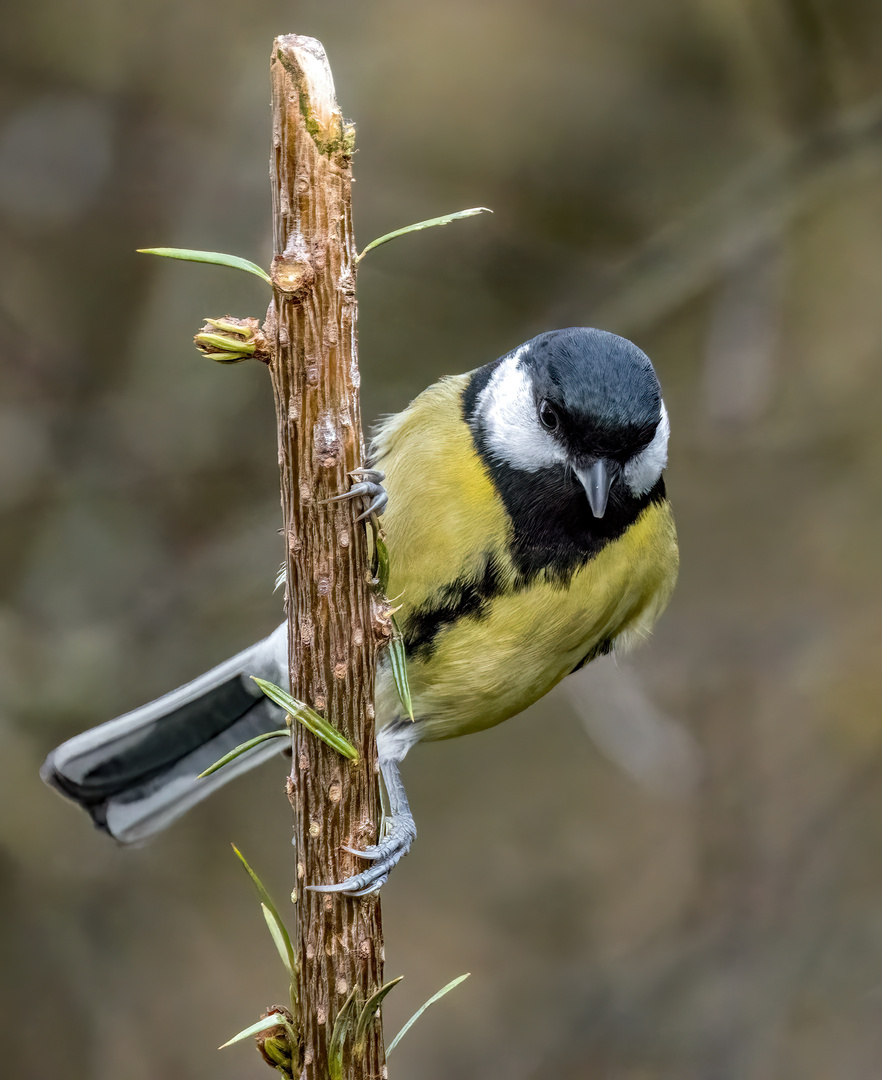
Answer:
[272, 253, 317, 299]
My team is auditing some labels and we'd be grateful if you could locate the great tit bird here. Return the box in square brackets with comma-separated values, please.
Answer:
[42, 327, 678, 895]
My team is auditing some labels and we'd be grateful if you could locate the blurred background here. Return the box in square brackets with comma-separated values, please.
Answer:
[3, 0, 882, 1077]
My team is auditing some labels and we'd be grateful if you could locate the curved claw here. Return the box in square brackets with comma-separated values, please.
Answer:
[322, 476, 388, 522]
[307, 862, 389, 896]
[343, 878, 387, 898]
[349, 468, 385, 484]
[341, 843, 384, 861]
[323, 481, 376, 503]
[307, 817, 415, 896]
[354, 488, 387, 522]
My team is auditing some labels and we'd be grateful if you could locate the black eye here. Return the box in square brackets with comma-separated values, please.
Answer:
[538, 399, 559, 431]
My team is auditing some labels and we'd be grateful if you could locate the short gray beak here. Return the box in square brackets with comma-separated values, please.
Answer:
[576, 459, 613, 518]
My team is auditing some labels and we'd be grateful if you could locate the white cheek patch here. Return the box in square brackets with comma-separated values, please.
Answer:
[474, 350, 567, 472]
[624, 401, 670, 495]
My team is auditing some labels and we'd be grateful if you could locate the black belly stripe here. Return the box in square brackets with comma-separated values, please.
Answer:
[403, 553, 503, 661]
[402, 484, 666, 663]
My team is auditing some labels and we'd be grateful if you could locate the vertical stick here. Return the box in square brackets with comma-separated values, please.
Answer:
[267, 35, 385, 1080]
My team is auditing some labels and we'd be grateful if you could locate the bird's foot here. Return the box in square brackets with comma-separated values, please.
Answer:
[322, 468, 387, 523]
[306, 815, 415, 897]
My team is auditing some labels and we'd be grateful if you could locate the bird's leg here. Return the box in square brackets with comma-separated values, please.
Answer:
[307, 751, 416, 897]
[322, 468, 387, 523]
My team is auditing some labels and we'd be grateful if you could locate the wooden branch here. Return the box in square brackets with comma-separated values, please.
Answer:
[265, 35, 386, 1080]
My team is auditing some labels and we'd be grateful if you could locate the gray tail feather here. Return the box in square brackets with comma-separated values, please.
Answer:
[41, 623, 289, 843]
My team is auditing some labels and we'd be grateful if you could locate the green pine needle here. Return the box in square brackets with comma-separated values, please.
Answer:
[137, 247, 271, 284]
[373, 535, 391, 594]
[231, 845, 298, 984]
[218, 1013, 286, 1049]
[197, 729, 289, 778]
[262, 903, 295, 977]
[389, 617, 414, 721]
[328, 988, 359, 1080]
[202, 350, 250, 364]
[356, 207, 492, 262]
[354, 976, 403, 1053]
[386, 973, 470, 1057]
[251, 678, 359, 762]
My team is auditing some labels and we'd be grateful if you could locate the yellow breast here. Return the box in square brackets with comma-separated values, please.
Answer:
[372, 374, 679, 740]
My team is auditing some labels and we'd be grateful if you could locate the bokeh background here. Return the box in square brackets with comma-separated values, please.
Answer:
[4, 1, 882, 1077]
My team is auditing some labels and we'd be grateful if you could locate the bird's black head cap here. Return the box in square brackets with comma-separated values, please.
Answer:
[462, 326, 669, 580]
[523, 327, 661, 459]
